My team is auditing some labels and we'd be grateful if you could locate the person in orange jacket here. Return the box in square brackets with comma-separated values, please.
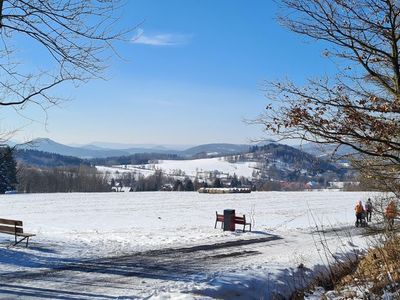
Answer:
[355, 201, 365, 227]
[385, 200, 397, 230]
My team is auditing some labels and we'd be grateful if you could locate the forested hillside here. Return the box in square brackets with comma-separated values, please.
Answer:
[5, 142, 357, 193]
[15, 149, 90, 168]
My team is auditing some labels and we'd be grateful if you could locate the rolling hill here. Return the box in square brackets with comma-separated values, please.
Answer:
[14, 138, 253, 159]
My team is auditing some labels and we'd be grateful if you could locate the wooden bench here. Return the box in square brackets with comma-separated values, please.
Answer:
[0, 218, 35, 247]
[215, 212, 225, 229]
[214, 211, 252, 232]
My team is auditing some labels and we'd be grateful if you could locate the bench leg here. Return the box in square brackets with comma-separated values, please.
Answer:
[13, 236, 28, 247]
[214, 219, 217, 229]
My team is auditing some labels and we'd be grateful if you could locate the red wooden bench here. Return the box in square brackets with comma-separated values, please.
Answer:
[0, 218, 35, 247]
[215, 212, 225, 229]
[214, 211, 252, 232]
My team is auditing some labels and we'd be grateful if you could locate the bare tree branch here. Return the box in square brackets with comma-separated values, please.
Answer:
[258, 0, 400, 191]
[0, 0, 129, 112]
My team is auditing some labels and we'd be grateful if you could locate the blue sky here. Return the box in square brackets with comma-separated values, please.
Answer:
[8, 0, 335, 146]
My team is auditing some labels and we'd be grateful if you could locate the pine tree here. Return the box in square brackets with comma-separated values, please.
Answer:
[183, 178, 194, 191]
[213, 178, 223, 188]
[173, 179, 183, 191]
[0, 147, 17, 193]
[193, 177, 200, 191]
[230, 174, 240, 188]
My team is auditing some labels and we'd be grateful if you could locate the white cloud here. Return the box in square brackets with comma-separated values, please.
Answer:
[132, 28, 191, 46]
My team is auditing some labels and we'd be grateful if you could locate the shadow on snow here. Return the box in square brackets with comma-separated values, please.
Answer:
[0, 232, 283, 299]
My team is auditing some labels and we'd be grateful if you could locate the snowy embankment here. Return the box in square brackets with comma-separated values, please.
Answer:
[0, 192, 373, 299]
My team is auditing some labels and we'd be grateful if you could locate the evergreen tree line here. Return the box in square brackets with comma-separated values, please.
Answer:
[15, 149, 90, 168]
[112, 171, 197, 192]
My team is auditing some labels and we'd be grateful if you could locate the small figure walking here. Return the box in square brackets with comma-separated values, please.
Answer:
[385, 200, 397, 231]
[355, 201, 366, 227]
[365, 198, 373, 222]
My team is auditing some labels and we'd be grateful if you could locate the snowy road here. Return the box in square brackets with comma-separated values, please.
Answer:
[0, 191, 374, 299]
[0, 236, 285, 299]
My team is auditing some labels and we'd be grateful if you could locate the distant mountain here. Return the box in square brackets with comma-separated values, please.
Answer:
[13, 138, 255, 159]
[18, 138, 331, 162]
[82, 142, 192, 151]
[83, 142, 253, 156]
[79, 144, 107, 151]
[17, 138, 129, 158]
[295, 142, 356, 159]
[122, 147, 181, 155]
[182, 143, 250, 157]
[13, 140, 351, 184]
[77, 143, 178, 155]
[250, 143, 343, 174]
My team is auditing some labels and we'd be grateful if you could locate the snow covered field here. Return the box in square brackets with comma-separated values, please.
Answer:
[97, 157, 260, 179]
[0, 191, 374, 299]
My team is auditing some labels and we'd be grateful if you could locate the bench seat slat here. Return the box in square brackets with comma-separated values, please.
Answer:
[16, 233, 35, 237]
[0, 230, 35, 237]
[0, 218, 22, 226]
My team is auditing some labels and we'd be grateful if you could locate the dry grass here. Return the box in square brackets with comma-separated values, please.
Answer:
[337, 234, 400, 296]
[291, 231, 400, 298]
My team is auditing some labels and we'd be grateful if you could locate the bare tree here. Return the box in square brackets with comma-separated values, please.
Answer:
[0, 0, 128, 142]
[254, 0, 400, 193]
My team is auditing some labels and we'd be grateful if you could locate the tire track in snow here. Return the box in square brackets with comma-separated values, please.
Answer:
[0, 235, 283, 282]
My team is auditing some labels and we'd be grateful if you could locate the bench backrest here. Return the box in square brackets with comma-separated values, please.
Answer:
[216, 211, 224, 221]
[0, 218, 23, 234]
[234, 215, 246, 224]
[216, 212, 248, 223]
